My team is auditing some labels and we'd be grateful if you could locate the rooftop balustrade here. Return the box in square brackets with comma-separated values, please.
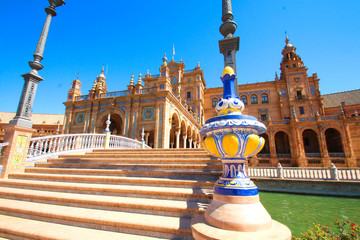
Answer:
[100, 90, 127, 98]
[75, 95, 89, 101]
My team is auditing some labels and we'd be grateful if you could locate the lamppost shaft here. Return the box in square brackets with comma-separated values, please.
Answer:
[219, 0, 239, 97]
[33, 13, 53, 64]
[9, 2, 65, 128]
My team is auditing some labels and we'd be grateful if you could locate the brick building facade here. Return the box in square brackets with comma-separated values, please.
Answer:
[63, 38, 360, 167]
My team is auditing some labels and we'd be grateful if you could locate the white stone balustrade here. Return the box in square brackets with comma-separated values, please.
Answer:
[25, 134, 150, 163]
[248, 164, 360, 181]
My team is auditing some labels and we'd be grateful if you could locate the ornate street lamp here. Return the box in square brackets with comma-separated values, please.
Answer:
[9, 0, 65, 128]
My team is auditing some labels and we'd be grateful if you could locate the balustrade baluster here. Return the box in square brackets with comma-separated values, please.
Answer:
[48, 138, 53, 153]
[28, 141, 35, 157]
[33, 140, 40, 156]
[69, 136, 73, 150]
[43, 139, 49, 154]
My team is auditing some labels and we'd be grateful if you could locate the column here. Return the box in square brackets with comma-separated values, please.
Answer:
[342, 122, 357, 167]
[183, 135, 187, 149]
[145, 132, 150, 145]
[175, 130, 181, 149]
[269, 132, 277, 159]
[154, 104, 160, 148]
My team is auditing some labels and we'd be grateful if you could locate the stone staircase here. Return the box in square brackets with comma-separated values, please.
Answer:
[0, 149, 221, 240]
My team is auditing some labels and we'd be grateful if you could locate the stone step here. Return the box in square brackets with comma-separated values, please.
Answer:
[0, 186, 207, 217]
[49, 157, 219, 164]
[34, 162, 222, 170]
[24, 167, 221, 180]
[61, 153, 212, 158]
[9, 173, 215, 188]
[0, 179, 213, 202]
[93, 148, 206, 152]
[0, 214, 167, 240]
[0, 198, 193, 239]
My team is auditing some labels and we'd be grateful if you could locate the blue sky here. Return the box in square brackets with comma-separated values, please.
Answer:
[0, 1, 359, 115]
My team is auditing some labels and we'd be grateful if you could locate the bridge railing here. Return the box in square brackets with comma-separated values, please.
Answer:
[248, 163, 360, 181]
[26, 133, 150, 162]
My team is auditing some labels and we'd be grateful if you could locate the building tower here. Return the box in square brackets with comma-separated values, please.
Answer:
[89, 66, 108, 99]
[219, 0, 240, 96]
[277, 35, 322, 118]
[67, 75, 82, 101]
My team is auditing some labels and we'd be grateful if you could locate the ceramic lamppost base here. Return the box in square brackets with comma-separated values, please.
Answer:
[191, 193, 292, 240]
[191, 215, 292, 240]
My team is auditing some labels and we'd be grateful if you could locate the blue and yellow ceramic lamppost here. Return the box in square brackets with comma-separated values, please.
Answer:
[191, 66, 291, 239]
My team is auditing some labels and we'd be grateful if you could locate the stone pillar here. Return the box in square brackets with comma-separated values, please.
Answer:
[342, 122, 357, 167]
[1, 126, 36, 178]
[191, 66, 291, 240]
[175, 130, 181, 149]
[269, 132, 277, 159]
[183, 135, 187, 149]
[318, 128, 331, 167]
[154, 104, 160, 148]
[292, 123, 307, 167]
[145, 132, 150, 145]
[189, 139, 193, 149]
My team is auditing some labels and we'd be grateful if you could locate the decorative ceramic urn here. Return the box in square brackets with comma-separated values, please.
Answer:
[201, 66, 266, 198]
[191, 67, 291, 240]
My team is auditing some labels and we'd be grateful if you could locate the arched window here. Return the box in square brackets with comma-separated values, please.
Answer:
[240, 96, 248, 105]
[212, 98, 219, 108]
[251, 95, 258, 104]
[170, 76, 178, 84]
[261, 93, 269, 103]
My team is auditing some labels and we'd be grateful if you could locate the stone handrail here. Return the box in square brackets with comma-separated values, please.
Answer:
[248, 164, 360, 181]
[27, 133, 150, 162]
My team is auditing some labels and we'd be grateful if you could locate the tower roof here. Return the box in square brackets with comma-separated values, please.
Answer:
[98, 66, 106, 79]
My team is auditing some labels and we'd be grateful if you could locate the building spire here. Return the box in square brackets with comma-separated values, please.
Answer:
[129, 74, 134, 86]
[162, 53, 168, 66]
[172, 44, 175, 61]
[137, 73, 142, 85]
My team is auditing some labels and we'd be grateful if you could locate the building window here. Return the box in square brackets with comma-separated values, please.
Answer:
[260, 114, 267, 122]
[241, 96, 248, 105]
[261, 94, 269, 103]
[160, 84, 164, 89]
[197, 76, 200, 81]
[161, 71, 165, 76]
[170, 76, 178, 84]
[282, 89, 286, 97]
[310, 86, 315, 95]
[187, 91, 191, 99]
[187, 78, 191, 82]
[251, 95, 258, 104]
[212, 98, 219, 108]
[299, 106, 305, 115]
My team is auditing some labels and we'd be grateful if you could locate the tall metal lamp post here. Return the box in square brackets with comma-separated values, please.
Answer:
[9, 0, 66, 128]
[1, 1, 65, 179]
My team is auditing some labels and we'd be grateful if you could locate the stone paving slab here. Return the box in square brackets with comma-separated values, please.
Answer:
[0, 214, 168, 240]
[9, 173, 215, 187]
[0, 186, 208, 216]
[0, 179, 213, 201]
[0, 198, 193, 238]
